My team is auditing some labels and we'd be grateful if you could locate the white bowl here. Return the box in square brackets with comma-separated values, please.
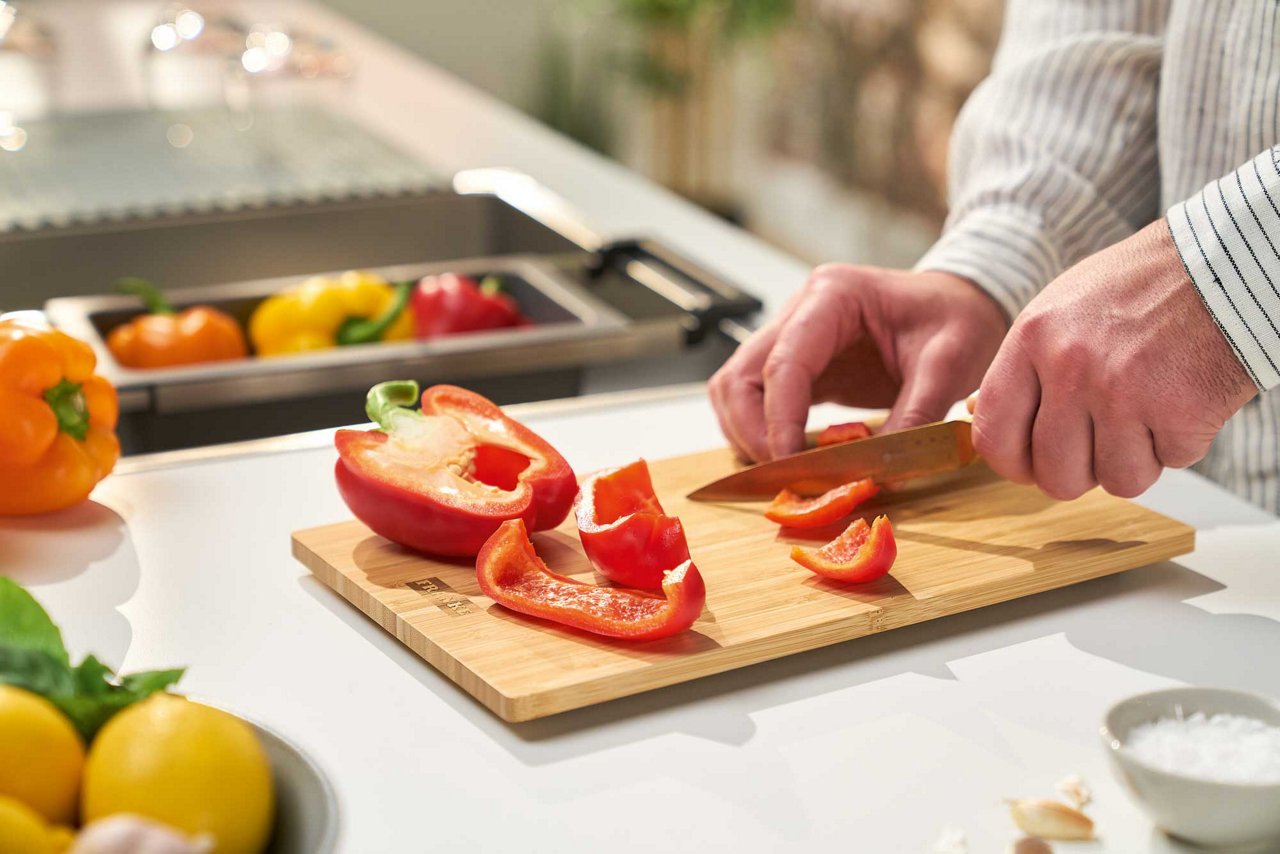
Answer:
[232, 712, 338, 854]
[1101, 688, 1280, 849]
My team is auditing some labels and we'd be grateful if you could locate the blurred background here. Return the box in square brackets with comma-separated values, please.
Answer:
[322, 0, 1002, 267]
[0, 0, 1002, 453]
[0, 0, 1001, 266]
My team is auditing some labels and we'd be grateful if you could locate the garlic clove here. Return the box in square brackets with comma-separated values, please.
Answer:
[1054, 773, 1092, 808]
[1007, 798, 1095, 841]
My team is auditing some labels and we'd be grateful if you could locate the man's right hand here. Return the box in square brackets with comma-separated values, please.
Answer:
[708, 265, 1009, 462]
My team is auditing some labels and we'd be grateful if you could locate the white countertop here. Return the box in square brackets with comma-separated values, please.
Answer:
[4, 387, 1279, 853]
[14, 3, 1280, 851]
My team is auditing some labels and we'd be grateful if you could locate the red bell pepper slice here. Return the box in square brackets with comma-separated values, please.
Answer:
[764, 478, 880, 528]
[477, 519, 706, 641]
[411, 273, 529, 339]
[816, 421, 872, 447]
[574, 459, 691, 590]
[334, 381, 576, 557]
[790, 515, 897, 582]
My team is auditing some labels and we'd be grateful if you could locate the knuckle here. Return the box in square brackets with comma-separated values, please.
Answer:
[1155, 435, 1207, 469]
[1095, 457, 1152, 498]
[1013, 309, 1051, 342]
[1040, 479, 1088, 501]
[1098, 474, 1150, 499]
[761, 354, 789, 384]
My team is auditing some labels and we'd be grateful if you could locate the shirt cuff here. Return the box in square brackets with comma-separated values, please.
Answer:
[913, 206, 1064, 320]
[1167, 148, 1280, 391]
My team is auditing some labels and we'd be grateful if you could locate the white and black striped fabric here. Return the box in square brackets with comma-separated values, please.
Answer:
[915, 0, 1280, 512]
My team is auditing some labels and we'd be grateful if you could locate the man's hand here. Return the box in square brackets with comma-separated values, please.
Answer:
[974, 218, 1258, 499]
[709, 266, 1009, 462]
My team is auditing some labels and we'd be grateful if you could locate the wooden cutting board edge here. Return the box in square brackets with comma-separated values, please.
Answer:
[292, 520, 1195, 723]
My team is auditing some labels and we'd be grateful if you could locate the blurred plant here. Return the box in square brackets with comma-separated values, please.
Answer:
[535, 0, 791, 212]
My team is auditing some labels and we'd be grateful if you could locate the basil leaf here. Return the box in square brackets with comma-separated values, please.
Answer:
[120, 668, 185, 695]
[71, 654, 115, 695]
[0, 581, 186, 740]
[0, 578, 69, 667]
[0, 645, 75, 696]
[58, 662, 187, 739]
[54, 692, 142, 741]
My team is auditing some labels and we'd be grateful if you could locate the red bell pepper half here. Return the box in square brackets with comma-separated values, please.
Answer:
[574, 459, 691, 589]
[477, 519, 706, 641]
[790, 515, 897, 582]
[764, 478, 880, 528]
[334, 381, 576, 557]
[411, 273, 529, 339]
[816, 421, 872, 447]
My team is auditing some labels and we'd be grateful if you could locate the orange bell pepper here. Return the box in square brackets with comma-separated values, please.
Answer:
[0, 319, 120, 515]
[106, 279, 247, 369]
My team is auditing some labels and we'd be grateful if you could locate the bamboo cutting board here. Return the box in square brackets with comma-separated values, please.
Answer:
[293, 448, 1194, 722]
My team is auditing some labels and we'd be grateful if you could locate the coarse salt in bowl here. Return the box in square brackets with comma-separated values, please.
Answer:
[1102, 688, 1280, 849]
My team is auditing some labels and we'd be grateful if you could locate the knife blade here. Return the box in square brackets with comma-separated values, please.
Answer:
[687, 420, 977, 501]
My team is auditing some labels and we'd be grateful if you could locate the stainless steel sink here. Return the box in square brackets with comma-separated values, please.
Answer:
[15, 170, 761, 453]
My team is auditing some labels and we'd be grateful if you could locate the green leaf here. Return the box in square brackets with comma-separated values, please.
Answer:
[120, 668, 185, 695]
[54, 692, 141, 742]
[0, 578, 69, 667]
[0, 645, 75, 696]
[71, 654, 115, 695]
[0, 580, 185, 740]
[55, 664, 186, 740]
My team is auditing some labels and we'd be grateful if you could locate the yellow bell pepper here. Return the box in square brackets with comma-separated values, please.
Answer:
[248, 271, 414, 357]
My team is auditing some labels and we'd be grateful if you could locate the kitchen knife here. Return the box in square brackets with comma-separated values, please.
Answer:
[686, 419, 978, 501]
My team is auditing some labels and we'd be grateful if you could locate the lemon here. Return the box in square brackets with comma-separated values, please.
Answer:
[0, 794, 73, 854]
[0, 686, 84, 825]
[81, 695, 273, 854]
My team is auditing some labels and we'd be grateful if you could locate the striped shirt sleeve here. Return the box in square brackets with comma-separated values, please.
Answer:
[915, 0, 1169, 319]
[1167, 147, 1280, 390]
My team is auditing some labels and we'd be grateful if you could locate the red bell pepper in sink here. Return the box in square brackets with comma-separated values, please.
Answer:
[411, 274, 529, 339]
[334, 381, 576, 557]
[477, 519, 706, 641]
[574, 459, 691, 590]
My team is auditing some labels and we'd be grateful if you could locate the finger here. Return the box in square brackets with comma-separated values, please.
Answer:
[1030, 388, 1095, 500]
[711, 324, 782, 462]
[973, 341, 1039, 484]
[883, 338, 963, 432]
[762, 289, 862, 459]
[723, 378, 768, 463]
[708, 373, 750, 460]
[1094, 417, 1162, 498]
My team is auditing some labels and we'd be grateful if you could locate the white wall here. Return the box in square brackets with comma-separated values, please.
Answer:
[317, 0, 554, 110]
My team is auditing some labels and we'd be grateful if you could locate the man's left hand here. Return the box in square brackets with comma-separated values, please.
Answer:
[973, 218, 1258, 499]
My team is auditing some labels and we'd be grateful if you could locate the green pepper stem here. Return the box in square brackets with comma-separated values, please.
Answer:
[478, 276, 502, 297]
[116, 278, 175, 315]
[365, 380, 421, 431]
[336, 281, 413, 346]
[44, 379, 90, 441]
